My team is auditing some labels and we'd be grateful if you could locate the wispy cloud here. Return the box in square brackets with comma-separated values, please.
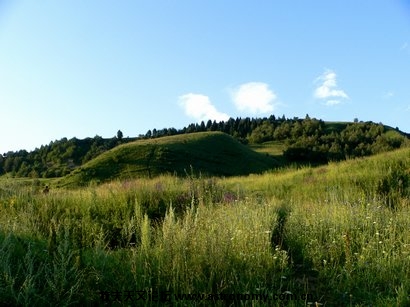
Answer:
[325, 100, 342, 106]
[314, 69, 348, 105]
[382, 91, 394, 99]
[231, 82, 277, 114]
[400, 42, 410, 56]
[178, 93, 230, 122]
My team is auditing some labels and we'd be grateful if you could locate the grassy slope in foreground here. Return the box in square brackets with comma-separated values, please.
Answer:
[60, 132, 278, 186]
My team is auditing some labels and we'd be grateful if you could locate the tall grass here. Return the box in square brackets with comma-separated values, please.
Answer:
[0, 148, 409, 306]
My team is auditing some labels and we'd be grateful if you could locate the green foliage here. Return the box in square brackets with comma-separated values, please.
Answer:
[0, 135, 131, 178]
[248, 120, 275, 143]
[283, 121, 407, 163]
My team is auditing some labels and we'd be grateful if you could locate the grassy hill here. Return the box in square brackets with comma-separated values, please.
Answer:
[1, 145, 410, 305]
[59, 132, 278, 186]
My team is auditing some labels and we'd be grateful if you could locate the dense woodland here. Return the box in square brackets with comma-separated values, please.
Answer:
[1, 115, 408, 178]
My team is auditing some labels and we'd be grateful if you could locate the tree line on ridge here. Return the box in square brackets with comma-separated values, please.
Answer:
[0, 115, 408, 178]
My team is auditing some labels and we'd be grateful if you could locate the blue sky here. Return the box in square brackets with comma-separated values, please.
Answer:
[1, 1, 410, 153]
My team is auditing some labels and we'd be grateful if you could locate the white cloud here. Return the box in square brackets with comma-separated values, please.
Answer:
[178, 93, 230, 122]
[231, 82, 277, 114]
[314, 70, 349, 104]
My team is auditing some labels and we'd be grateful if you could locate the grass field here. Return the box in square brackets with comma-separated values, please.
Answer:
[0, 147, 410, 306]
[249, 140, 286, 156]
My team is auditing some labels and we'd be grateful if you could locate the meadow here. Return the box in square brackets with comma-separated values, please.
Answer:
[0, 148, 410, 306]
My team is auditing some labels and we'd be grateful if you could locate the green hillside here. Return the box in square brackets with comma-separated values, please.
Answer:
[60, 132, 278, 186]
[2, 145, 410, 305]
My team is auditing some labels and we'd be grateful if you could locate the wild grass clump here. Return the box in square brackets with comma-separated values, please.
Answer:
[0, 230, 86, 306]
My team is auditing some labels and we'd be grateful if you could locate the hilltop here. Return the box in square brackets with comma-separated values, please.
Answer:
[59, 132, 278, 186]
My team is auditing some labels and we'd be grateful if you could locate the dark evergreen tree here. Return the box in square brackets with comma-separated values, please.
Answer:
[200, 121, 206, 131]
[206, 120, 212, 130]
[117, 130, 123, 141]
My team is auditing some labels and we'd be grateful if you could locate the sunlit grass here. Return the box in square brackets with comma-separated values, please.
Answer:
[0, 147, 409, 306]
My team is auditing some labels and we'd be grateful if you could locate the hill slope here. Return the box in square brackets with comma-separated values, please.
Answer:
[60, 132, 278, 186]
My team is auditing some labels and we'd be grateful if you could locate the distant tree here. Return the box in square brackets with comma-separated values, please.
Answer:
[200, 121, 206, 131]
[206, 120, 212, 130]
[17, 161, 29, 177]
[273, 122, 291, 140]
[291, 121, 303, 139]
[161, 128, 169, 136]
[169, 127, 177, 135]
[211, 120, 218, 131]
[0, 155, 4, 175]
[186, 124, 196, 133]
[117, 130, 123, 141]
[249, 121, 275, 143]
